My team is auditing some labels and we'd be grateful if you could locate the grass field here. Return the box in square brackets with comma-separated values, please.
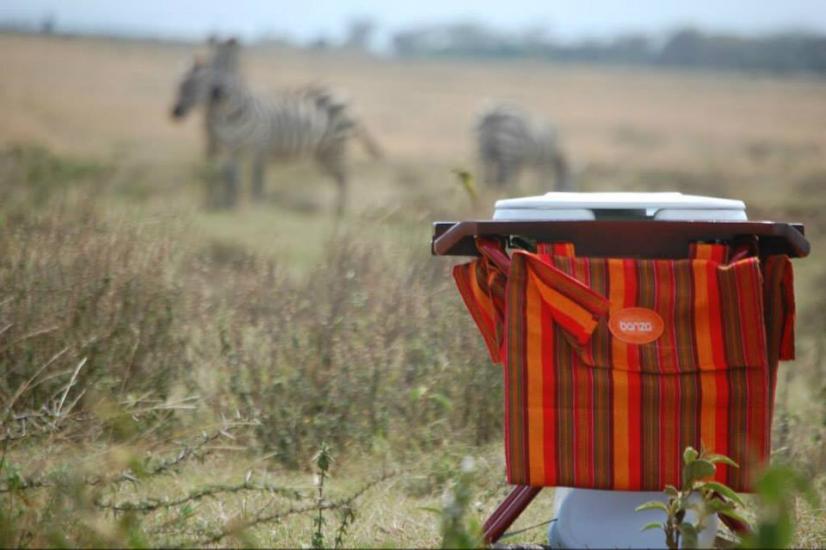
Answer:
[1, 32, 825, 547]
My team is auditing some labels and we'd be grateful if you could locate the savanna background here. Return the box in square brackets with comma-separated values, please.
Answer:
[1, 2, 825, 547]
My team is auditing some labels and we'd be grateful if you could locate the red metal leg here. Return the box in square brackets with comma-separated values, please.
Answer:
[483, 485, 543, 544]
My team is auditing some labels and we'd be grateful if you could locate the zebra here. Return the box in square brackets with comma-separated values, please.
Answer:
[475, 103, 572, 191]
[170, 50, 382, 212]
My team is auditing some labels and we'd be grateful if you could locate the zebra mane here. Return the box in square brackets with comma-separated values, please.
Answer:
[208, 37, 241, 74]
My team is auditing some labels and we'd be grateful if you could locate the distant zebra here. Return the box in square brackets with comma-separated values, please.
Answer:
[204, 38, 241, 159]
[475, 103, 572, 191]
[170, 49, 382, 212]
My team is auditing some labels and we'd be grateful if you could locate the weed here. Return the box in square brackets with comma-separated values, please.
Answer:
[436, 456, 483, 549]
[637, 447, 744, 549]
[312, 443, 333, 548]
[740, 465, 821, 548]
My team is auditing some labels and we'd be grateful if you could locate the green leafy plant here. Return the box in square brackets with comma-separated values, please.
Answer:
[436, 456, 483, 549]
[637, 447, 746, 549]
[739, 465, 820, 548]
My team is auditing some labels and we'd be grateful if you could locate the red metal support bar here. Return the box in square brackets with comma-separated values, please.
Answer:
[483, 485, 543, 544]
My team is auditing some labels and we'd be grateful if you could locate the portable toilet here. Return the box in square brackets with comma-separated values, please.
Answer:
[432, 192, 809, 548]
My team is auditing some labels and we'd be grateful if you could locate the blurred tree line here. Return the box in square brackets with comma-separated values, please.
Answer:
[391, 23, 826, 75]
[3, 14, 825, 75]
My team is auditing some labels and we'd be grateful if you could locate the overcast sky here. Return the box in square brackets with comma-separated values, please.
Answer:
[3, 0, 826, 46]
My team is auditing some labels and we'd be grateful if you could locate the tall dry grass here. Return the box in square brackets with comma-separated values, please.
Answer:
[0, 143, 508, 547]
[200, 237, 500, 467]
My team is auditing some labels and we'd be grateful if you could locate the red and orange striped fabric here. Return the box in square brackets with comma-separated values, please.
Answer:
[453, 241, 795, 492]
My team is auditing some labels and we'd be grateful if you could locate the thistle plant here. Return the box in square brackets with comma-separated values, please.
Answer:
[311, 443, 333, 549]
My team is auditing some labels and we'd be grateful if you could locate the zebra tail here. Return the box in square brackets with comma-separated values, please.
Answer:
[354, 123, 383, 160]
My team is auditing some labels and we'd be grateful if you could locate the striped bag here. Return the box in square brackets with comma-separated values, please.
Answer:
[453, 240, 795, 492]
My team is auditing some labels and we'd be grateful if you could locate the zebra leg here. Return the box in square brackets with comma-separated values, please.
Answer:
[319, 152, 348, 215]
[323, 166, 347, 216]
[205, 130, 219, 160]
[251, 155, 266, 200]
[480, 159, 497, 187]
[333, 171, 347, 216]
[495, 159, 514, 187]
[222, 158, 240, 208]
[512, 162, 527, 188]
[204, 108, 219, 160]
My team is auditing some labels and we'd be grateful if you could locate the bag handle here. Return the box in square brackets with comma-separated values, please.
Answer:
[477, 237, 511, 272]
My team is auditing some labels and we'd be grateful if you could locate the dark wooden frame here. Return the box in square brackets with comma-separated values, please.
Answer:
[432, 220, 809, 259]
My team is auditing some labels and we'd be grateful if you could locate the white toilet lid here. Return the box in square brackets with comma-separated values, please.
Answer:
[493, 192, 747, 221]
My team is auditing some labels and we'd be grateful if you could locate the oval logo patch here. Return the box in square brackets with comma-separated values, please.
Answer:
[609, 307, 664, 345]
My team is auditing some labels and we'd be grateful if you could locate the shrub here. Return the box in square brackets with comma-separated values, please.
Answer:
[193, 235, 501, 468]
[0, 158, 183, 431]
